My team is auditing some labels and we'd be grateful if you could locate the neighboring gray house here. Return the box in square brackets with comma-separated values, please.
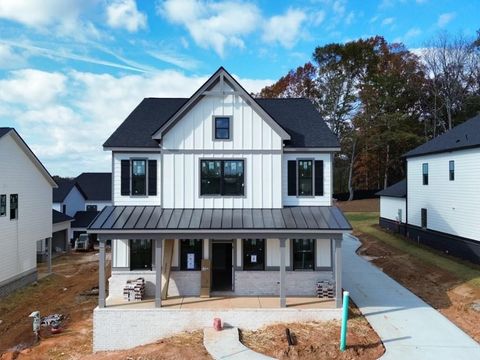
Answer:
[379, 115, 480, 263]
[88, 67, 352, 351]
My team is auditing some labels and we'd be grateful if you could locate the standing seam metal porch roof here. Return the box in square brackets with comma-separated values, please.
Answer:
[88, 206, 351, 232]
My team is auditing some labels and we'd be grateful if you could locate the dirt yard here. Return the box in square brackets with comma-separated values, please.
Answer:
[242, 305, 384, 360]
[0, 249, 385, 359]
[335, 198, 379, 213]
[343, 202, 480, 344]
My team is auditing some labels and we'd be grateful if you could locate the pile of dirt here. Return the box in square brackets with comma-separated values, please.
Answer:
[241, 306, 384, 360]
[355, 226, 480, 343]
[335, 199, 379, 213]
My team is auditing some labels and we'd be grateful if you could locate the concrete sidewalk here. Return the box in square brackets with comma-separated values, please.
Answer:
[343, 233, 480, 360]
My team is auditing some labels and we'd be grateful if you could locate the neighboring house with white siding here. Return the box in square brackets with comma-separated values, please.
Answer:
[0, 128, 57, 297]
[379, 115, 480, 263]
[87, 67, 351, 351]
[377, 179, 406, 233]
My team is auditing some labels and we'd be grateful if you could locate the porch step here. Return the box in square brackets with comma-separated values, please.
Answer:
[203, 326, 276, 360]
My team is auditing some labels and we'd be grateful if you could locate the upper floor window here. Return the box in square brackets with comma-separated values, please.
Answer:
[449, 160, 455, 181]
[120, 159, 157, 197]
[243, 239, 265, 270]
[200, 160, 244, 196]
[214, 116, 231, 140]
[180, 239, 202, 270]
[0, 194, 6, 216]
[422, 163, 428, 185]
[287, 159, 324, 197]
[293, 239, 314, 270]
[10, 194, 18, 220]
[86, 205, 97, 212]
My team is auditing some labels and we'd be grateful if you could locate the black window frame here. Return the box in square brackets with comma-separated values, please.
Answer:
[287, 159, 324, 197]
[421, 208, 427, 229]
[292, 239, 315, 270]
[200, 159, 245, 196]
[86, 205, 98, 212]
[0, 194, 6, 217]
[180, 239, 203, 271]
[449, 160, 455, 181]
[298, 159, 313, 196]
[10, 194, 18, 220]
[213, 116, 231, 140]
[129, 239, 152, 270]
[243, 239, 265, 271]
[422, 163, 428, 185]
[131, 159, 147, 196]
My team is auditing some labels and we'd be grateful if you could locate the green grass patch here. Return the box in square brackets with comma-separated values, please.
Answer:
[346, 212, 480, 288]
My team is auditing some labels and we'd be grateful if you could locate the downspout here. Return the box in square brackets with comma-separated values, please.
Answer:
[405, 157, 408, 237]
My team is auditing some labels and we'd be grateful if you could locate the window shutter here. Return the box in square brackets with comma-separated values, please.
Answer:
[314, 160, 324, 196]
[121, 160, 130, 196]
[148, 160, 157, 196]
[287, 161, 297, 196]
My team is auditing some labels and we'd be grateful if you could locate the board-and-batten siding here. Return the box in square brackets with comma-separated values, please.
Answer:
[112, 152, 161, 206]
[380, 197, 406, 223]
[282, 153, 332, 206]
[407, 148, 480, 241]
[0, 134, 52, 284]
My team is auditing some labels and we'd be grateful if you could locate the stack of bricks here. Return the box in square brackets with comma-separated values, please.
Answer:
[316, 280, 335, 299]
[123, 277, 145, 302]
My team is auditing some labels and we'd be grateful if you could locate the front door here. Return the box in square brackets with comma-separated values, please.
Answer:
[130, 239, 152, 270]
[211, 242, 233, 291]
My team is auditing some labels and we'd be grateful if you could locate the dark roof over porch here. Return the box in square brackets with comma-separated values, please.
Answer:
[88, 206, 351, 234]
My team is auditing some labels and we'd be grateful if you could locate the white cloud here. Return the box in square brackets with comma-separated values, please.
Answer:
[106, 0, 147, 32]
[1, 68, 273, 175]
[262, 9, 307, 49]
[393, 27, 422, 44]
[0, 44, 27, 69]
[147, 50, 199, 70]
[381, 17, 395, 26]
[158, 0, 261, 57]
[311, 10, 326, 26]
[437, 12, 455, 28]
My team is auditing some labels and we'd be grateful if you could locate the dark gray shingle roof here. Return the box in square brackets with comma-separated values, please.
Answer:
[76, 173, 112, 201]
[88, 206, 351, 231]
[103, 98, 339, 149]
[53, 179, 78, 202]
[52, 209, 73, 224]
[404, 115, 480, 158]
[0, 127, 12, 138]
[376, 179, 407, 198]
[72, 211, 100, 228]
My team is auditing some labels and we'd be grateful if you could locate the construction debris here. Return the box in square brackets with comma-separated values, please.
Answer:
[316, 280, 335, 298]
[41, 314, 64, 328]
[123, 277, 145, 302]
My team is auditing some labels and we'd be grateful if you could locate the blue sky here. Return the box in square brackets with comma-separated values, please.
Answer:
[0, 0, 478, 176]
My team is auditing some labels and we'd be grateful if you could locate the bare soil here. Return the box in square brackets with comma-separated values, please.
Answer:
[354, 224, 480, 343]
[241, 305, 384, 359]
[335, 199, 379, 213]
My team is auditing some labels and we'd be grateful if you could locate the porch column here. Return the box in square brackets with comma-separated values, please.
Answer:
[334, 236, 343, 308]
[98, 239, 106, 308]
[279, 238, 287, 308]
[155, 239, 163, 308]
[47, 237, 52, 274]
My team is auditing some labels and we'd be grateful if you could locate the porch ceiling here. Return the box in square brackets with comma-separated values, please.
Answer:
[87, 206, 351, 237]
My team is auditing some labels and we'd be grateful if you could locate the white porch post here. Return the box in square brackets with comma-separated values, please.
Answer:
[47, 237, 52, 274]
[98, 239, 106, 308]
[155, 239, 163, 308]
[279, 238, 287, 308]
[334, 236, 343, 308]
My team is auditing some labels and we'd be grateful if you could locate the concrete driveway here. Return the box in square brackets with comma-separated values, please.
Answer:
[343, 234, 480, 360]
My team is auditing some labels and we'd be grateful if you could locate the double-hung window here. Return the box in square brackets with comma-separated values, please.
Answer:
[10, 194, 18, 220]
[422, 163, 428, 185]
[180, 239, 202, 270]
[293, 239, 314, 270]
[200, 160, 244, 196]
[243, 239, 265, 270]
[0, 195, 6, 216]
[287, 159, 324, 197]
[214, 116, 231, 140]
[120, 159, 157, 196]
[449, 160, 455, 181]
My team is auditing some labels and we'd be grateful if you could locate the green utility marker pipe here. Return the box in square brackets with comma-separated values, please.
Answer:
[340, 291, 350, 351]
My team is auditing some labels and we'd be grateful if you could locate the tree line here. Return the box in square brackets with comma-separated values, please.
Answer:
[258, 31, 480, 200]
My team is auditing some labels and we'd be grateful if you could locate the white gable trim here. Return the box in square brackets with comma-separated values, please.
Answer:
[152, 67, 291, 141]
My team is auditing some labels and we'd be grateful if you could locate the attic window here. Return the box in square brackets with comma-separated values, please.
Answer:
[214, 116, 231, 140]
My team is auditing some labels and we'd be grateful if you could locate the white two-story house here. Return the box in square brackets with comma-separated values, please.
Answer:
[88, 67, 351, 351]
[379, 115, 480, 263]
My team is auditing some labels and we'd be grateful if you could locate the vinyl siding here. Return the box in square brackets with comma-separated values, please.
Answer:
[407, 148, 480, 241]
[62, 186, 85, 217]
[380, 196, 406, 223]
[0, 134, 52, 284]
